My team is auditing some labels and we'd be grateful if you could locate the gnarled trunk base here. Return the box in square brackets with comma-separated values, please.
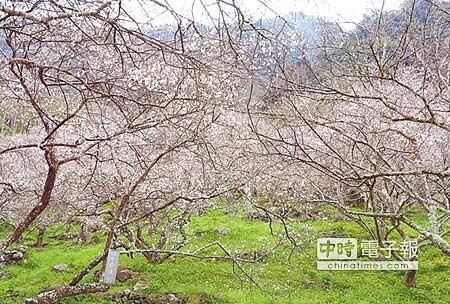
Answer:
[405, 270, 416, 288]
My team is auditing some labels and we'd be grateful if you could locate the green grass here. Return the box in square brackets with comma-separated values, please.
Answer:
[0, 209, 449, 303]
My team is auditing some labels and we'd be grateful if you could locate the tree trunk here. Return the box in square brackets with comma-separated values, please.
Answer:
[23, 283, 108, 304]
[405, 270, 416, 288]
[0, 149, 58, 250]
[99, 150, 171, 277]
[79, 223, 87, 246]
[34, 227, 46, 248]
[100, 195, 130, 277]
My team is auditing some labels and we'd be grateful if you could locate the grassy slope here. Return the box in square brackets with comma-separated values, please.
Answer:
[0, 209, 449, 304]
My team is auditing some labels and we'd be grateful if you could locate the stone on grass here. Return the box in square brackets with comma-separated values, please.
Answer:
[217, 226, 230, 235]
[0, 271, 11, 279]
[133, 280, 149, 291]
[0, 250, 26, 266]
[52, 263, 69, 272]
[116, 267, 138, 282]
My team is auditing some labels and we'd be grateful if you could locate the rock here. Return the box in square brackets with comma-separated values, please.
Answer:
[133, 280, 149, 291]
[0, 250, 26, 265]
[116, 267, 138, 282]
[12, 251, 24, 260]
[217, 226, 230, 235]
[194, 231, 205, 237]
[94, 267, 138, 283]
[0, 271, 11, 279]
[52, 263, 69, 272]
[167, 293, 179, 302]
